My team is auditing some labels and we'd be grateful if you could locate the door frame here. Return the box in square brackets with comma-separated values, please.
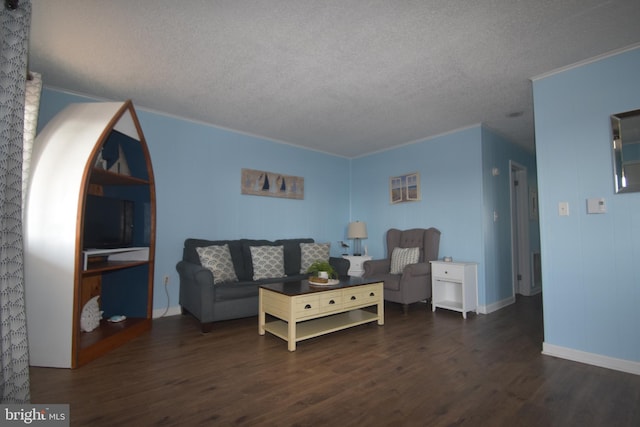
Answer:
[509, 161, 531, 296]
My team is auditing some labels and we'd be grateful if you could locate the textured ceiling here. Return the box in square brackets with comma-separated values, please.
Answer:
[29, 0, 640, 158]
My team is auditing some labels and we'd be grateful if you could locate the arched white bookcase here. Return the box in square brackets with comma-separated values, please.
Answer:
[25, 100, 156, 368]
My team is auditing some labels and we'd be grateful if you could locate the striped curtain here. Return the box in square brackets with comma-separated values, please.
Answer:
[0, 0, 32, 403]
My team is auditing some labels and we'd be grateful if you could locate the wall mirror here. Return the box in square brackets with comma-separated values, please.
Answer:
[611, 109, 640, 193]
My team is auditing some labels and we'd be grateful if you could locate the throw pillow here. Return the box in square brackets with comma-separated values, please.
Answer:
[299, 242, 331, 273]
[80, 295, 102, 332]
[196, 244, 239, 284]
[390, 247, 420, 274]
[250, 245, 285, 280]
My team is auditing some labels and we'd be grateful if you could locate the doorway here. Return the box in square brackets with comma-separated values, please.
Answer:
[510, 161, 531, 296]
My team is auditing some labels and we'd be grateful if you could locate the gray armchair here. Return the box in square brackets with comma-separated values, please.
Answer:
[362, 228, 441, 313]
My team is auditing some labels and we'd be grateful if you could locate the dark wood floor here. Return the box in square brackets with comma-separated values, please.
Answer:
[30, 295, 640, 426]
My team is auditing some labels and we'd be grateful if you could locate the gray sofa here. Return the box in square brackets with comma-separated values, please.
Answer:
[176, 237, 349, 332]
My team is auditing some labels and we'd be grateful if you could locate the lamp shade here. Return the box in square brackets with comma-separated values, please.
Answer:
[347, 221, 367, 239]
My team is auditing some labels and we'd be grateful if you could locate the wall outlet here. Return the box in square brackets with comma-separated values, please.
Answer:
[163, 275, 170, 285]
[558, 202, 569, 216]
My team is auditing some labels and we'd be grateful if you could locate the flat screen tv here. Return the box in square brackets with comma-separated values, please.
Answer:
[83, 195, 134, 249]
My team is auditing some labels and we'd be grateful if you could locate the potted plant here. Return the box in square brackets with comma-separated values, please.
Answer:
[306, 260, 337, 281]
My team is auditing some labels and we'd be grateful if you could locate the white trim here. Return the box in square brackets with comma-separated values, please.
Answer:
[521, 286, 541, 297]
[352, 123, 482, 159]
[531, 43, 640, 81]
[542, 343, 640, 376]
[520, 251, 542, 296]
[477, 295, 515, 314]
[153, 306, 182, 319]
[509, 161, 531, 297]
[41, 84, 352, 159]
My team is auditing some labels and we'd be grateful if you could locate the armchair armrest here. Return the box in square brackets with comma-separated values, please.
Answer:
[363, 258, 391, 277]
[402, 262, 431, 279]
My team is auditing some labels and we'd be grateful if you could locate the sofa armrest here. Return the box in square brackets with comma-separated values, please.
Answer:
[329, 256, 350, 277]
[176, 260, 216, 322]
[176, 260, 215, 287]
[363, 258, 391, 277]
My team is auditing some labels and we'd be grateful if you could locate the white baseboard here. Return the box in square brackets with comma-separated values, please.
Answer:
[477, 295, 515, 314]
[152, 306, 182, 318]
[519, 286, 542, 296]
[542, 342, 640, 376]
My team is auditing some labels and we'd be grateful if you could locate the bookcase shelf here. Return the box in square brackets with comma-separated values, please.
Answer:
[90, 168, 150, 186]
[83, 260, 150, 274]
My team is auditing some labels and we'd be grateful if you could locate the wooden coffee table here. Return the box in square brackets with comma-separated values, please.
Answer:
[259, 277, 384, 351]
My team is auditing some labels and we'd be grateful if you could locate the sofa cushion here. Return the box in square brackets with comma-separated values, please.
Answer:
[184, 238, 247, 280]
[299, 242, 331, 273]
[184, 237, 317, 282]
[250, 245, 285, 280]
[196, 244, 239, 284]
[390, 247, 420, 274]
[241, 239, 278, 280]
[275, 238, 314, 276]
[213, 281, 260, 301]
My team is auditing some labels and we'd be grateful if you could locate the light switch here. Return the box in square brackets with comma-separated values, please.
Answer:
[559, 202, 569, 216]
[587, 198, 606, 214]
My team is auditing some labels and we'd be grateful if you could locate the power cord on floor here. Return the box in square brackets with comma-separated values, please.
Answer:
[160, 276, 170, 317]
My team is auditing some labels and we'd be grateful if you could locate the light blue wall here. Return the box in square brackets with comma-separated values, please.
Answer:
[351, 126, 539, 309]
[37, 88, 350, 312]
[481, 127, 539, 304]
[533, 47, 640, 362]
[37, 88, 539, 315]
[351, 127, 489, 303]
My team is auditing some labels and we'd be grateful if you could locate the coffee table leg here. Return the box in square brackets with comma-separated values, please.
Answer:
[377, 297, 384, 325]
[258, 289, 265, 335]
[288, 319, 296, 351]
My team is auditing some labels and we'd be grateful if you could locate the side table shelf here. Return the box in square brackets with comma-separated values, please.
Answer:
[430, 261, 478, 319]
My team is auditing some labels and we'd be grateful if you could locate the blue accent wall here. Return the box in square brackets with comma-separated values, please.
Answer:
[37, 87, 538, 316]
[37, 88, 350, 311]
[352, 126, 539, 309]
[481, 127, 539, 304]
[533, 46, 640, 363]
[351, 127, 485, 298]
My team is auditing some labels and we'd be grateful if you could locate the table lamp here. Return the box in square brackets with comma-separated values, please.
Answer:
[347, 221, 367, 256]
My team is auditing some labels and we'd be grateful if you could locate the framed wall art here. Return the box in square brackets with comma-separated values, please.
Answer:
[390, 172, 420, 204]
[241, 168, 304, 200]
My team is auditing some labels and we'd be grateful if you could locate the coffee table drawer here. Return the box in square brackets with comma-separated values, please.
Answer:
[294, 294, 320, 316]
[343, 284, 381, 308]
[319, 291, 342, 313]
[361, 284, 383, 304]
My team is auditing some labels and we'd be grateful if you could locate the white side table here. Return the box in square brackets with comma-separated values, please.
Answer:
[342, 255, 372, 277]
[430, 261, 478, 319]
